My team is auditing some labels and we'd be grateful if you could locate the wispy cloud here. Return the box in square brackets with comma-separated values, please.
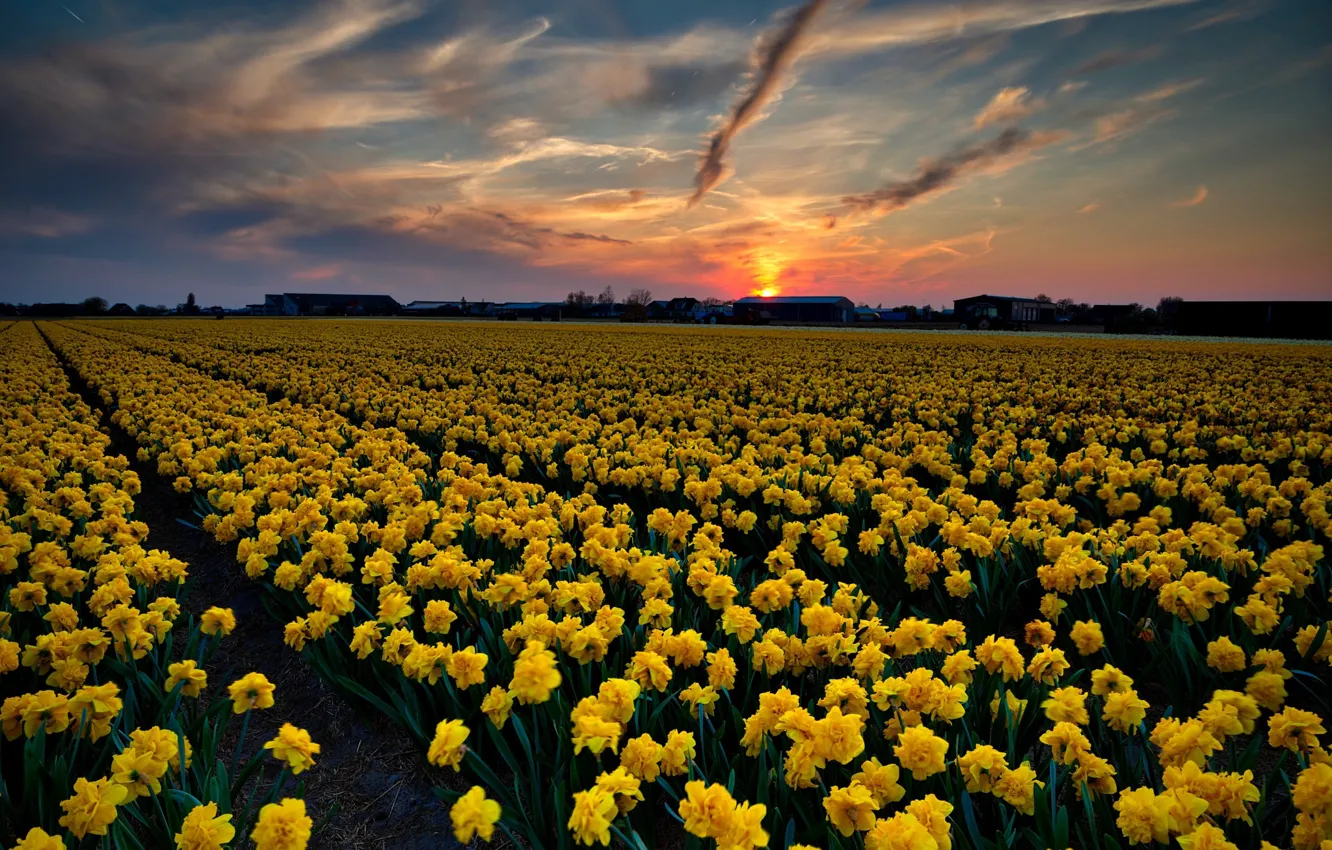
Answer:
[1078, 202, 1101, 213]
[1070, 43, 1165, 75]
[0, 208, 96, 238]
[291, 263, 343, 280]
[1185, 0, 1271, 31]
[802, 0, 1199, 59]
[974, 86, 1046, 129]
[690, 0, 831, 206]
[1135, 78, 1205, 102]
[841, 128, 1067, 217]
[1071, 78, 1202, 149]
[1171, 185, 1208, 207]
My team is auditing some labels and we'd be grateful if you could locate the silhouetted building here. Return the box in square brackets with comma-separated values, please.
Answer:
[1175, 301, 1332, 340]
[502, 302, 563, 319]
[953, 294, 1043, 325]
[23, 303, 85, 316]
[263, 293, 400, 316]
[1089, 304, 1138, 332]
[734, 296, 855, 324]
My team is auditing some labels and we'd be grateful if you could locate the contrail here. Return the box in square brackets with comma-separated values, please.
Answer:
[840, 127, 1060, 216]
[61, 4, 84, 23]
[689, 0, 831, 206]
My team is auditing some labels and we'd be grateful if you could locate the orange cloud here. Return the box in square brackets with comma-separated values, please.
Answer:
[1171, 185, 1209, 207]
[973, 86, 1044, 129]
[292, 263, 343, 280]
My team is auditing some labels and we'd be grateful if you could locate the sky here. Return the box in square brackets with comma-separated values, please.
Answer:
[0, 0, 1328, 308]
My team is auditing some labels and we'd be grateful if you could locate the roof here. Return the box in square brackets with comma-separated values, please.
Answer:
[501, 302, 557, 310]
[953, 294, 1039, 303]
[734, 295, 852, 305]
[285, 292, 400, 308]
[404, 300, 462, 309]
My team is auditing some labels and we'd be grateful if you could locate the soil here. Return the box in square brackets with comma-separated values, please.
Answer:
[43, 327, 467, 850]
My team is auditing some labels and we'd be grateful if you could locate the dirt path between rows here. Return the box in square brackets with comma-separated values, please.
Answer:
[38, 323, 467, 850]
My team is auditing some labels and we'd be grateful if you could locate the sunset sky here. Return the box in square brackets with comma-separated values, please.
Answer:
[1, 0, 1328, 308]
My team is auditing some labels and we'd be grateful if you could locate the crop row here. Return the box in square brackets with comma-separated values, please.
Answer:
[1, 322, 320, 850]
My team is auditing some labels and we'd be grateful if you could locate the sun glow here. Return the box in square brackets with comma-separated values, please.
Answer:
[746, 249, 788, 298]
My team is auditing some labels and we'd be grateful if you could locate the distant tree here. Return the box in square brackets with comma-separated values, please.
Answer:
[566, 290, 594, 307]
[186, 292, 197, 310]
[621, 288, 653, 322]
[0, 303, 17, 316]
[1035, 293, 1053, 303]
[701, 297, 726, 308]
[597, 286, 616, 305]
[1055, 298, 1077, 314]
[83, 296, 108, 314]
[1157, 296, 1183, 315]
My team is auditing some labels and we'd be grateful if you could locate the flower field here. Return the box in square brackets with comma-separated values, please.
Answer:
[5, 318, 1331, 850]
[1, 321, 318, 850]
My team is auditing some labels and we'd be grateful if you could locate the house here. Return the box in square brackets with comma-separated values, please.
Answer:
[107, 303, 136, 316]
[733, 295, 855, 324]
[855, 307, 880, 321]
[877, 310, 908, 322]
[953, 294, 1043, 326]
[664, 297, 703, 321]
[1174, 301, 1332, 340]
[263, 293, 400, 316]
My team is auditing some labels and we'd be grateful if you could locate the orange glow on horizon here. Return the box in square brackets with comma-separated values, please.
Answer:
[755, 286, 779, 297]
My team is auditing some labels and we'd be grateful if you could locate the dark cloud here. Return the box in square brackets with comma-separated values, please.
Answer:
[690, 0, 831, 206]
[1070, 44, 1164, 75]
[563, 231, 632, 245]
[841, 127, 1065, 215]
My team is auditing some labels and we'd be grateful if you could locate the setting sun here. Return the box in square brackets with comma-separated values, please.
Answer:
[757, 286, 779, 298]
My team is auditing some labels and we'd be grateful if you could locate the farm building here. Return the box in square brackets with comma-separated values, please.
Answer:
[1174, 300, 1332, 340]
[402, 300, 466, 316]
[500, 302, 564, 320]
[733, 295, 855, 324]
[952, 294, 1043, 325]
[262, 293, 401, 316]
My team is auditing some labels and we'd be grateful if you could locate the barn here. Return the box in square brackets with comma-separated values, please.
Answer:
[732, 295, 855, 324]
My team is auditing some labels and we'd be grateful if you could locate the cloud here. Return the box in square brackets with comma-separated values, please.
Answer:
[291, 263, 344, 280]
[1071, 79, 1201, 149]
[801, 0, 1198, 59]
[1078, 202, 1101, 213]
[1134, 78, 1205, 102]
[690, 0, 832, 206]
[0, 208, 96, 239]
[1185, 0, 1271, 31]
[841, 127, 1067, 215]
[1070, 44, 1165, 75]
[974, 87, 1045, 129]
[1171, 185, 1208, 207]
[0, 0, 435, 159]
